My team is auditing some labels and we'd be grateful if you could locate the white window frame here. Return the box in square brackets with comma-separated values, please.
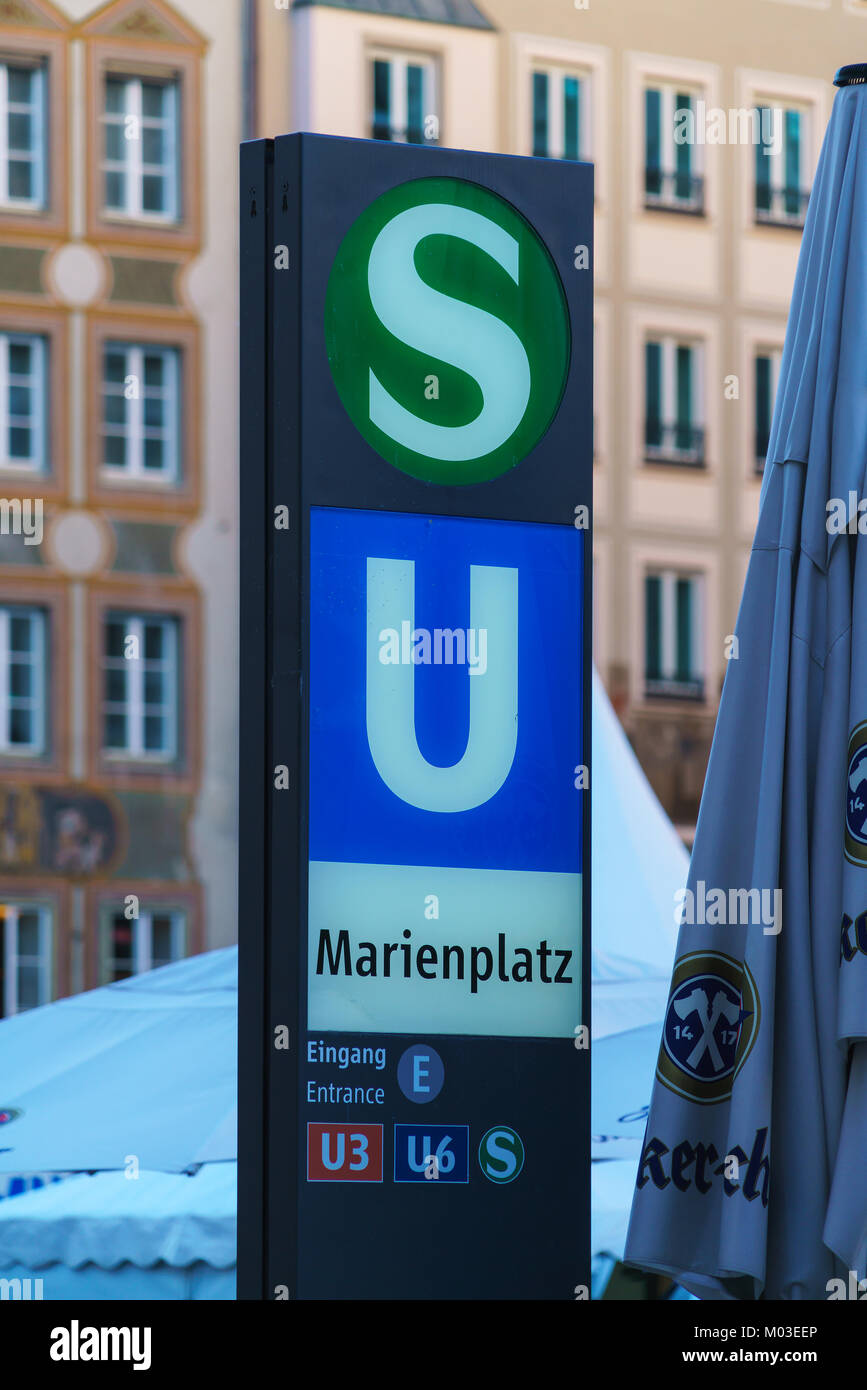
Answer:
[736, 71, 827, 249]
[645, 334, 705, 463]
[1, 903, 52, 1016]
[369, 47, 438, 145]
[512, 38, 610, 206]
[101, 342, 180, 483]
[0, 331, 46, 472]
[0, 60, 45, 211]
[101, 74, 179, 223]
[104, 907, 186, 981]
[531, 64, 590, 161]
[103, 613, 178, 761]
[754, 100, 810, 226]
[644, 81, 705, 209]
[646, 568, 705, 695]
[0, 606, 45, 755]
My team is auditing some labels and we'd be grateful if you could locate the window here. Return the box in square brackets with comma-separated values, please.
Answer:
[755, 105, 810, 226]
[0, 60, 45, 210]
[645, 571, 704, 700]
[103, 613, 178, 759]
[371, 51, 437, 145]
[0, 903, 51, 1015]
[755, 348, 782, 472]
[644, 336, 705, 466]
[532, 68, 588, 160]
[0, 332, 46, 472]
[645, 85, 703, 212]
[104, 907, 185, 982]
[101, 343, 180, 481]
[102, 74, 179, 221]
[0, 606, 46, 754]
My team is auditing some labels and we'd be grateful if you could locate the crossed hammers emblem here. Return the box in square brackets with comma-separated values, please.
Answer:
[849, 749, 867, 794]
[673, 987, 741, 1073]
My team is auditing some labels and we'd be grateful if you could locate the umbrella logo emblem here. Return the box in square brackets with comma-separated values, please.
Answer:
[844, 722, 867, 863]
[657, 952, 760, 1105]
[0, 1108, 21, 1126]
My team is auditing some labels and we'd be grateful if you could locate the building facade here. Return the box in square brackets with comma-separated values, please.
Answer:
[0, 0, 240, 1013]
[253, 0, 861, 834]
[1, 0, 858, 1015]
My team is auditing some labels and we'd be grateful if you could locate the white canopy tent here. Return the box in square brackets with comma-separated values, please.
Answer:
[590, 669, 686, 1162]
[0, 946, 236, 1176]
[589, 670, 687, 1272]
[0, 947, 237, 1299]
[590, 669, 685, 1041]
[0, 1165, 235, 1300]
[0, 671, 685, 1296]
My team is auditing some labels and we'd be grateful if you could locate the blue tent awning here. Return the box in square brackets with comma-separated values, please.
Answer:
[0, 1163, 236, 1272]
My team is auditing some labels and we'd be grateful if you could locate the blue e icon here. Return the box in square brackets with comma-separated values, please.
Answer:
[397, 1044, 445, 1104]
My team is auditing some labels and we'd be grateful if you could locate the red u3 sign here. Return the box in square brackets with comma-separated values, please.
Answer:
[307, 1123, 383, 1182]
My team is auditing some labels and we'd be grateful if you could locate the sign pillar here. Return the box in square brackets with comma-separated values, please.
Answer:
[239, 134, 592, 1300]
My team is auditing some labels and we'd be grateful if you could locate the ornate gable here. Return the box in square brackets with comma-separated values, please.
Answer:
[79, 0, 206, 50]
[0, 0, 69, 30]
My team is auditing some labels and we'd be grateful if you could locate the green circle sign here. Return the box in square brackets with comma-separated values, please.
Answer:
[478, 1125, 525, 1184]
[325, 177, 571, 485]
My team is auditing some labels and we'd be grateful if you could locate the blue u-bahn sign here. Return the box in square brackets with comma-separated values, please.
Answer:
[309, 505, 583, 1038]
[239, 133, 592, 1300]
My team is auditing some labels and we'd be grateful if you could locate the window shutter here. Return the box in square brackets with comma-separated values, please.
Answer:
[645, 574, 661, 681]
[676, 578, 692, 683]
[532, 72, 548, 157]
[645, 340, 661, 447]
[645, 88, 661, 196]
[675, 92, 692, 200]
[564, 76, 580, 161]
[755, 354, 771, 460]
[785, 110, 800, 216]
[676, 344, 692, 451]
[372, 59, 390, 141]
[406, 64, 423, 145]
[755, 107, 772, 213]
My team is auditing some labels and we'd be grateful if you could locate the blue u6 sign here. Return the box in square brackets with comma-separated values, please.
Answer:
[394, 1125, 470, 1183]
[308, 506, 583, 1039]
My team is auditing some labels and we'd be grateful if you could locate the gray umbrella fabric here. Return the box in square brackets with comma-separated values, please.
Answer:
[624, 79, 867, 1300]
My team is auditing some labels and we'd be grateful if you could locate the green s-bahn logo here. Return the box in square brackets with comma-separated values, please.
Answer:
[325, 177, 571, 485]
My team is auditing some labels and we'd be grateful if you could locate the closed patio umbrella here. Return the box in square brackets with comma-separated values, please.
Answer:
[624, 65, 867, 1300]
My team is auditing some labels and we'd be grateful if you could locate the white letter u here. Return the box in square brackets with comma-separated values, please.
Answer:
[366, 557, 518, 813]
